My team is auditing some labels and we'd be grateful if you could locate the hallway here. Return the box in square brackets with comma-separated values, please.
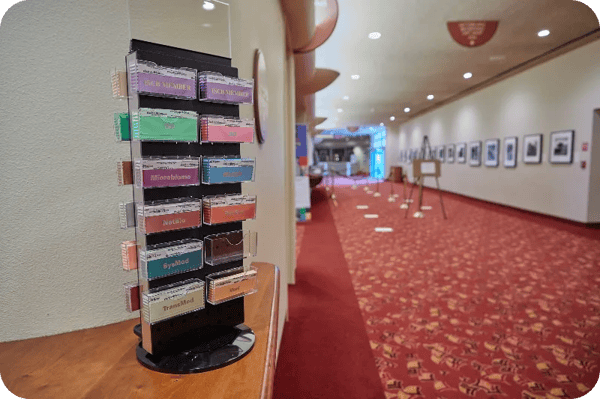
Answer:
[276, 183, 600, 398]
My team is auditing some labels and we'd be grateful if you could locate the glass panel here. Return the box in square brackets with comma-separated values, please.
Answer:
[128, 0, 231, 58]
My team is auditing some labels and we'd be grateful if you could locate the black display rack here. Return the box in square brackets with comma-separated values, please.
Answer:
[125, 39, 254, 373]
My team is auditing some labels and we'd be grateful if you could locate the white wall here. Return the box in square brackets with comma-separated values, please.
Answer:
[393, 40, 600, 223]
[0, 0, 292, 344]
[228, 0, 291, 348]
[0, 0, 132, 342]
[589, 110, 600, 222]
[385, 127, 399, 177]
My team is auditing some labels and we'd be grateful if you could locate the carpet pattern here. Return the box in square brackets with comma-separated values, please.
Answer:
[329, 182, 600, 399]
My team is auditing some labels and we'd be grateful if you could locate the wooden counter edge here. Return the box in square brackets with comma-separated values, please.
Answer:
[258, 263, 280, 399]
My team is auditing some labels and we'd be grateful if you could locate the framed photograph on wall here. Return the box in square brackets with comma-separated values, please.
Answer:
[503, 137, 518, 168]
[438, 145, 445, 162]
[523, 134, 543, 164]
[447, 144, 455, 163]
[549, 130, 574, 164]
[469, 141, 482, 166]
[456, 143, 467, 163]
[485, 139, 500, 167]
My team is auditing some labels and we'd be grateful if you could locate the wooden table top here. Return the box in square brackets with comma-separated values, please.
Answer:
[0, 262, 280, 399]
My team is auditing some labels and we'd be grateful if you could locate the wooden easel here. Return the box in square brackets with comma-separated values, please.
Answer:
[404, 136, 448, 219]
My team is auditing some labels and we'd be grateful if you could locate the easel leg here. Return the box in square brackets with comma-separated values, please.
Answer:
[435, 177, 448, 219]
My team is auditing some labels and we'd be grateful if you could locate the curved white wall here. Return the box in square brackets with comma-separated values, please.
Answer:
[391, 40, 600, 223]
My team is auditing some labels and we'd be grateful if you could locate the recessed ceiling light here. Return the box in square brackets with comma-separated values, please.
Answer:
[337, 108, 343, 113]
[368, 32, 382, 40]
[351, 75, 360, 80]
[343, 96, 349, 100]
[463, 72, 473, 79]
[202, 23, 212, 28]
[379, 123, 384, 126]
[390, 116, 395, 121]
[404, 107, 411, 113]
[427, 94, 434, 100]
[538, 29, 550, 37]
[202, 1, 215, 10]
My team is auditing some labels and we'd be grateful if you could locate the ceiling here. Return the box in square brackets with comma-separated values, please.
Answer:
[314, 0, 599, 131]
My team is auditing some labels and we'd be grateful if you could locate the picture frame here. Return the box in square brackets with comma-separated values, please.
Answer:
[456, 143, 467, 163]
[437, 145, 445, 162]
[503, 137, 518, 168]
[469, 141, 482, 166]
[549, 130, 574, 164]
[484, 139, 500, 167]
[523, 134, 543, 164]
[446, 144, 455, 163]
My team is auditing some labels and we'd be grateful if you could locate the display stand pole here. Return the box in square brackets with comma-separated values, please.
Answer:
[373, 178, 381, 197]
[400, 173, 410, 209]
[403, 177, 419, 218]
[351, 174, 358, 190]
[388, 179, 396, 202]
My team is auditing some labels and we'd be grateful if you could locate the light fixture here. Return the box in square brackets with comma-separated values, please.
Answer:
[368, 32, 382, 40]
[538, 29, 550, 37]
[202, 1, 215, 10]
[343, 96, 349, 100]
[390, 116, 395, 121]
[463, 72, 473, 79]
[404, 107, 410, 113]
[427, 94, 434, 100]
[351, 75, 360, 80]
[337, 108, 343, 113]
[202, 23, 212, 28]
[379, 123, 384, 126]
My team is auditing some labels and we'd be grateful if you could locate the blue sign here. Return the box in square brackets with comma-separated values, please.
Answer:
[296, 124, 308, 166]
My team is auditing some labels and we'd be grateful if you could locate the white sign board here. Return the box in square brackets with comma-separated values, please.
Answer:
[295, 176, 311, 209]
[420, 161, 436, 175]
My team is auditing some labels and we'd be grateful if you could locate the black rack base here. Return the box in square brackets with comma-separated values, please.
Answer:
[134, 324, 255, 374]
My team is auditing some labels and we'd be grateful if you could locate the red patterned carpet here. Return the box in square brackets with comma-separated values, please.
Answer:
[329, 182, 600, 398]
[273, 188, 385, 399]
